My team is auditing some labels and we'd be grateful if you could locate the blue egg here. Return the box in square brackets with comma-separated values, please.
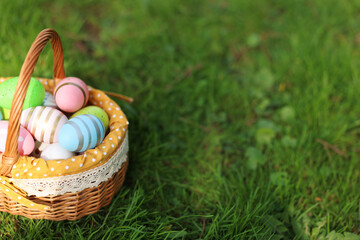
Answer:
[58, 114, 105, 152]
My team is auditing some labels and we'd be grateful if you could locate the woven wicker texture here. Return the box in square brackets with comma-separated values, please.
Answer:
[0, 29, 129, 220]
[0, 29, 65, 176]
[0, 158, 128, 220]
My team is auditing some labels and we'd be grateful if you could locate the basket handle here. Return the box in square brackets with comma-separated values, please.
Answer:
[0, 29, 65, 176]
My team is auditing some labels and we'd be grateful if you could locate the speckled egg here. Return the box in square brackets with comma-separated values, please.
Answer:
[71, 106, 109, 131]
[0, 107, 10, 120]
[40, 143, 75, 160]
[54, 77, 89, 112]
[20, 106, 68, 143]
[0, 121, 34, 155]
[58, 114, 105, 152]
[0, 77, 45, 110]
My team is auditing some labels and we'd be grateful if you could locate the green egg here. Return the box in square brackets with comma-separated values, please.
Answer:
[71, 106, 109, 131]
[0, 77, 45, 110]
[0, 107, 10, 120]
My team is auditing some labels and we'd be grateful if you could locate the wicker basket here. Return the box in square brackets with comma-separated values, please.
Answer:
[0, 29, 129, 220]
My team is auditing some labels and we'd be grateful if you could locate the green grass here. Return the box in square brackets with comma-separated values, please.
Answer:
[0, 0, 360, 239]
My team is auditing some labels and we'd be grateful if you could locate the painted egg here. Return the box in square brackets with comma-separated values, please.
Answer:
[20, 106, 68, 143]
[31, 141, 50, 158]
[0, 107, 10, 120]
[0, 121, 34, 155]
[54, 77, 89, 113]
[0, 77, 45, 110]
[71, 106, 109, 131]
[58, 114, 105, 152]
[42, 91, 57, 108]
[40, 143, 75, 160]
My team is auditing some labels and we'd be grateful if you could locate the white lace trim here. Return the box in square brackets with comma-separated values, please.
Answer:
[12, 133, 129, 197]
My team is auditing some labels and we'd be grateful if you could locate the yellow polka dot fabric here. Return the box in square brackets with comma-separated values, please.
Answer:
[0, 77, 129, 209]
[0, 175, 48, 210]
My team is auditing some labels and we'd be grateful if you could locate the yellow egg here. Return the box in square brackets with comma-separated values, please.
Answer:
[71, 106, 109, 131]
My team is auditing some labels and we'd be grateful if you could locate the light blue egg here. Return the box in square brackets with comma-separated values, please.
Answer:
[58, 114, 105, 152]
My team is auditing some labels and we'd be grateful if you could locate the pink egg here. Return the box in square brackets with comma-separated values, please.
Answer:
[54, 77, 89, 113]
[0, 121, 35, 155]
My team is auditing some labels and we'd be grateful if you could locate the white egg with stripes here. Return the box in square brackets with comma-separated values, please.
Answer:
[20, 106, 68, 144]
[58, 114, 105, 152]
[42, 91, 57, 108]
